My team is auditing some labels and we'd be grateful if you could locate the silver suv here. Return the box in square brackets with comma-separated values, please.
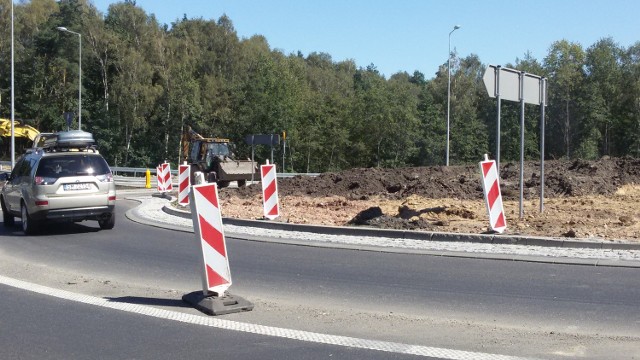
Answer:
[0, 130, 116, 234]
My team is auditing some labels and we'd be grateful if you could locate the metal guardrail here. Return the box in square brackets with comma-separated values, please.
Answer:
[111, 166, 318, 179]
[1, 161, 318, 180]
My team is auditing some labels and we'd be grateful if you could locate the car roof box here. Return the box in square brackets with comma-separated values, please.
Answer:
[45, 130, 96, 149]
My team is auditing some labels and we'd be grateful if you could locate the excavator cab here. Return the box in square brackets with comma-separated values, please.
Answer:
[204, 141, 231, 169]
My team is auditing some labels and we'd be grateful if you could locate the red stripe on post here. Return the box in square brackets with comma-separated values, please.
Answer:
[488, 181, 500, 209]
[482, 162, 493, 178]
[261, 165, 273, 178]
[196, 184, 218, 208]
[264, 180, 276, 201]
[199, 214, 226, 258]
[267, 204, 279, 216]
[206, 264, 229, 289]
[494, 212, 506, 229]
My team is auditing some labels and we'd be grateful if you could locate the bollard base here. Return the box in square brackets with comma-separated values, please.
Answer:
[182, 291, 254, 316]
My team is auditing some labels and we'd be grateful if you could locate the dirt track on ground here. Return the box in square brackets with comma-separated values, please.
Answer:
[217, 158, 640, 242]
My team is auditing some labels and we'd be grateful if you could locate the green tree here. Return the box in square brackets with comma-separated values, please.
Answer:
[620, 42, 640, 157]
[544, 40, 586, 158]
[449, 54, 488, 163]
[581, 38, 623, 158]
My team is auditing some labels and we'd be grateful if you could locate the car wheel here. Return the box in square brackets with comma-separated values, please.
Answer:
[99, 213, 115, 230]
[21, 202, 40, 235]
[1, 197, 15, 227]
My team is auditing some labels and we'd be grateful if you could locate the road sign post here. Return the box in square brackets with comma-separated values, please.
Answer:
[483, 65, 547, 217]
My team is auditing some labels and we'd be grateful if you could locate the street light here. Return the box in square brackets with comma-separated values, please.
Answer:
[446, 24, 461, 166]
[57, 26, 82, 130]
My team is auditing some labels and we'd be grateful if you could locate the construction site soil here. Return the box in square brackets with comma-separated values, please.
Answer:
[216, 157, 640, 242]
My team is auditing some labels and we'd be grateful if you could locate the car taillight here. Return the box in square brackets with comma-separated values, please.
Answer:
[35, 176, 58, 185]
[35, 200, 49, 206]
[97, 173, 114, 182]
[108, 195, 116, 201]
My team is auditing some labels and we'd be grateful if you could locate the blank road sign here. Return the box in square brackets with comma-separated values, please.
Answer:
[483, 65, 545, 105]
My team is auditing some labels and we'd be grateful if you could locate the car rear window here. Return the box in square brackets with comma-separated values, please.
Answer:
[36, 155, 111, 177]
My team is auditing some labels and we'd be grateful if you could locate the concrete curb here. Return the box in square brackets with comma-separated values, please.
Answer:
[121, 197, 640, 268]
[161, 203, 640, 251]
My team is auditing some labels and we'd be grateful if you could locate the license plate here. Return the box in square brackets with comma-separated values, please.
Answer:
[63, 183, 91, 191]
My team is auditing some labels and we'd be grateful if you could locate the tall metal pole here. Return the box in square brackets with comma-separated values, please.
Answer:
[446, 25, 460, 166]
[11, 1, 15, 168]
[495, 65, 502, 172]
[78, 32, 82, 130]
[540, 78, 547, 213]
[56, 27, 82, 130]
[519, 71, 526, 219]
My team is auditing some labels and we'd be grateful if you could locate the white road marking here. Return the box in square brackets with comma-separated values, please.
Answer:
[0, 274, 534, 360]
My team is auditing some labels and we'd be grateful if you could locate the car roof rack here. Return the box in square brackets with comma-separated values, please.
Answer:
[40, 130, 98, 153]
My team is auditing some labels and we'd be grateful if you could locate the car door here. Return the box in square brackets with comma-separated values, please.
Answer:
[3, 156, 35, 213]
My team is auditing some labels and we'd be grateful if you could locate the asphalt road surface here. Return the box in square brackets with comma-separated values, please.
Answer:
[0, 199, 638, 359]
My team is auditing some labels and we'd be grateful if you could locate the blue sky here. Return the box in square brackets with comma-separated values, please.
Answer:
[92, 0, 639, 78]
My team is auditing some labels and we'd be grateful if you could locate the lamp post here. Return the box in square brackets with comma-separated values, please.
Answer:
[11, 1, 15, 168]
[446, 25, 461, 166]
[57, 26, 82, 130]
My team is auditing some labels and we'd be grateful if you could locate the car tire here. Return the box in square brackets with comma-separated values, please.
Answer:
[21, 202, 40, 235]
[99, 213, 115, 230]
[1, 197, 15, 227]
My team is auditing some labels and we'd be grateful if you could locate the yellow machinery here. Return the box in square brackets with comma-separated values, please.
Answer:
[0, 118, 40, 142]
[181, 126, 258, 187]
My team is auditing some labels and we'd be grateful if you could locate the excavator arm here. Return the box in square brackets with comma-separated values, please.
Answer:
[181, 125, 205, 162]
[0, 119, 40, 141]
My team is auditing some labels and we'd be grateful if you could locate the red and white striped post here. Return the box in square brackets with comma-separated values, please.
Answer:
[183, 182, 254, 315]
[156, 162, 173, 193]
[162, 162, 173, 192]
[178, 164, 190, 206]
[260, 160, 280, 220]
[480, 154, 507, 233]
[189, 183, 232, 295]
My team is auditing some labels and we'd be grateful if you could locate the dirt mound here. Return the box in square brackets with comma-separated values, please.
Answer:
[229, 157, 640, 200]
[217, 157, 640, 240]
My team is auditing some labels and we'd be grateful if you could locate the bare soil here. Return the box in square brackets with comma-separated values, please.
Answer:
[218, 158, 640, 241]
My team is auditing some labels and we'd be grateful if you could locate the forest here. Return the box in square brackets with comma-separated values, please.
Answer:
[1, 0, 639, 172]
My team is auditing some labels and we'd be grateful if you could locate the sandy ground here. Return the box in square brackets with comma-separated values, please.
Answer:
[217, 184, 640, 242]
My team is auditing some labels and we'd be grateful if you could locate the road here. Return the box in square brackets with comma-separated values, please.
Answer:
[0, 199, 638, 359]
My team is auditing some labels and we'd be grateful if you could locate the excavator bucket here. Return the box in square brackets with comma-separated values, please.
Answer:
[218, 159, 260, 181]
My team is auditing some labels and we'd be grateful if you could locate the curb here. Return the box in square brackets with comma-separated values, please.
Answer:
[161, 203, 640, 251]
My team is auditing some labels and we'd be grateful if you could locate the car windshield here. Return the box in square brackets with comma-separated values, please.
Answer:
[206, 142, 230, 157]
[36, 155, 111, 178]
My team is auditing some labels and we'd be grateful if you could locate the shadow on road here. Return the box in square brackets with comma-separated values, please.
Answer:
[0, 220, 101, 237]
[106, 296, 192, 309]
